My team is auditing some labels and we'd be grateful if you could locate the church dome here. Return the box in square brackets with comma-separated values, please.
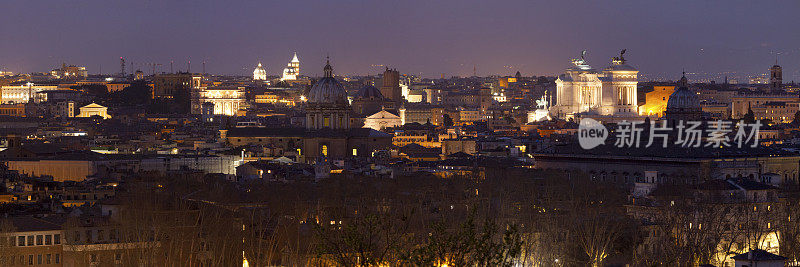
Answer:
[666, 86, 700, 112]
[355, 85, 383, 99]
[307, 60, 348, 105]
[253, 62, 267, 80]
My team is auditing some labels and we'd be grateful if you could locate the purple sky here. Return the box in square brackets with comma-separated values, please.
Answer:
[1, 0, 799, 81]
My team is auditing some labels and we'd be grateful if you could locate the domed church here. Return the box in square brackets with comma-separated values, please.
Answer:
[306, 59, 351, 130]
[222, 59, 393, 164]
[664, 72, 702, 124]
[351, 84, 385, 116]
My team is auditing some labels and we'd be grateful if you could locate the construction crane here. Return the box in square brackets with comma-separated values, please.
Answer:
[149, 63, 163, 75]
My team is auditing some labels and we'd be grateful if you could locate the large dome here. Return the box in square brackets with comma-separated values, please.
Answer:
[355, 85, 383, 99]
[307, 60, 348, 105]
[666, 86, 700, 112]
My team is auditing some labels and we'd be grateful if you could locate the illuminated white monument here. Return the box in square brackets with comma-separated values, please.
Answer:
[253, 62, 267, 80]
[281, 52, 300, 81]
[199, 87, 246, 116]
[77, 103, 111, 119]
[528, 92, 552, 122]
[550, 50, 638, 119]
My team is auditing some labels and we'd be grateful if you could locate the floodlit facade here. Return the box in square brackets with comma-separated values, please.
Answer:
[363, 110, 402, 130]
[253, 62, 267, 80]
[77, 103, 111, 119]
[638, 85, 676, 117]
[1, 84, 59, 104]
[50, 63, 88, 79]
[281, 52, 300, 81]
[199, 87, 246, 116]
[550, 51, 639, 119]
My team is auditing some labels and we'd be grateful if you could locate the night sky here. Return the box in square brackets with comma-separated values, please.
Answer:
[1, 0, 798, 81]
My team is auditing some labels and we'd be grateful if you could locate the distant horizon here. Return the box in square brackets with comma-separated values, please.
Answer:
[1, 0, 798, 81]
[6, 52, 792, 84]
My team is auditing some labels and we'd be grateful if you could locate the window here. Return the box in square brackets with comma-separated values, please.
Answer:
[322, 145, 328, 156]
[98, 230, 104, 241]
[352, 148, 357, 156]
[323, 117, 330, 127]
[45, 235, 51, 245]
[54, 234, 60, 244]
[55, 254, 60, 264]
[36, 235, 43, 246]
[90, 254, 97, 262]
[27, 236, 33, 246]
[46, 254, 51, 264]
[28, 255, 33, 265]
[17, 236, 24, 246]
[37, 254, 42, 264]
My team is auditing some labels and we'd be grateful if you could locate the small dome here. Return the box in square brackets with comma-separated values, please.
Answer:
[356, 85, 383, 99]
[666, 86, 700, 112]
[253, 62, 267, 80]
[307, 60, 347, 104]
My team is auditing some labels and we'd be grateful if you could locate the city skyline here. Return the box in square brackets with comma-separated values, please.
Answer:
[1, 0, 798, 80]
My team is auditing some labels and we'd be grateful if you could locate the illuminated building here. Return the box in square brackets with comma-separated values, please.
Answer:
[550, 50, 638, 119]
[254, 93, 296, 106]
[638, 85, 676, 117]
[134, 69, 145, 80]
[281, 52, 300, 81]
[50, 63, 88, 79]
[0, 103, 26, 117]
[106, 82, 129, 92]
[77, 103, 111, 119]
[458, 108, 483, 122]
[731, 94, 799, 119]
[363, 110, 401, 131]
[751, 101, 799, 123]
[1, 83, 59, 104]
[399, 103, 444, 125]
[198, 87, 246, 116]
[491, 93, 507, 102]
[223, 60, 393, 163]
[253, 62, 267, 81]
[497, 77, 517, 89]
[527, 94, 551, 122]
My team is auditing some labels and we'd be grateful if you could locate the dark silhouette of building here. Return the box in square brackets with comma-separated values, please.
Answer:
[380, 67, 401, 107]
[664, 72, 701, 124]
[770, 62, 782, 91]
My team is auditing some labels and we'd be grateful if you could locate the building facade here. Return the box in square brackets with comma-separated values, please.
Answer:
[281, 52, 300, 81]
[551, 51, 639, 119]
[198, 87, 245, 116]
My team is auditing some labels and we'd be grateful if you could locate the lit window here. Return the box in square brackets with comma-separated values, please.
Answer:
[322, 145, 328, 156]
[352, 148, 357, 156]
